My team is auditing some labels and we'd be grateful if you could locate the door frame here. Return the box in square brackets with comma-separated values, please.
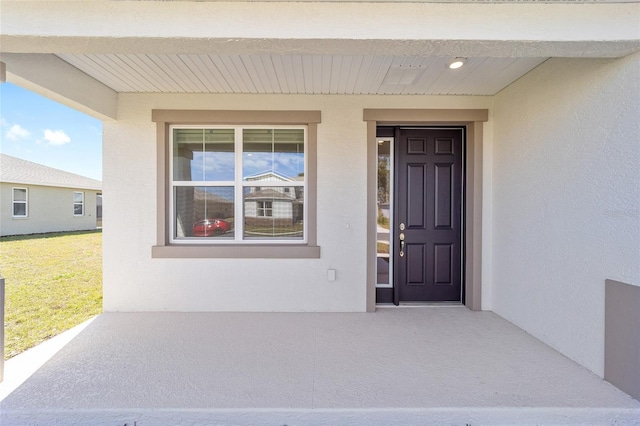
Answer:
[364, 109, 488, 312]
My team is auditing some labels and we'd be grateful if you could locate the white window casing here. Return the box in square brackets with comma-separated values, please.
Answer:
[73, 191, 85, 216]
[12, 187, 28, 218]
[169, 125, 307, 245]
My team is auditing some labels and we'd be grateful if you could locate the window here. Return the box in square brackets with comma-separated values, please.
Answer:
[12, 187, 28, 217]
[257, 201, 273, 217]
[73, 192, 84, 216]
[152, 110, 320, 259]
[171, 126, 306, 243]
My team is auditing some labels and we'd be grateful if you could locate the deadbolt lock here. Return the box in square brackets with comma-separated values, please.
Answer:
[400, 223, 405, 231]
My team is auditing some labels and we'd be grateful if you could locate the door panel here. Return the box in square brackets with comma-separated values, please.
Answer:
[406, 243, 426, 285]
[394, 128, 463, 303]
[434, 164, 453, 229]
[434, 244, 453, 285]
[408, 137, 427, 155]
[407, 164, 426, 228]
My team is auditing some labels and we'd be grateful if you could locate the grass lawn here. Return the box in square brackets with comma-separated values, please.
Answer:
[1, 230, 102, 360]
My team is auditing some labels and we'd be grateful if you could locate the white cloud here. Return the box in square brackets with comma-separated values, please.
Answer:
[43, 129, 71, 146]
[6, 124, 31, 141]
[0, 117, 8, 127]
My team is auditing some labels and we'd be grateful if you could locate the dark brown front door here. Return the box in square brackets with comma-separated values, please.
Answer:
[394, 128, 463, 303]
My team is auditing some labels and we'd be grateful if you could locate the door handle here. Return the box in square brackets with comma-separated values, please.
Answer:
[399, 232, 405, 257]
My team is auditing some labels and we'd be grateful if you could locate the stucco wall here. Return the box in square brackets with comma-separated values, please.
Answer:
[103, 94, 492, 312]
[0, 183, 100, 236]
[492, 53, 640, 376]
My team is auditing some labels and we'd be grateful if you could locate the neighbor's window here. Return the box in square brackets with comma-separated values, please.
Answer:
[171, 126, 306, 243]
[73, 191, 84, 216]
[12, 187, 28, 217]
[257, 201, 272, 217]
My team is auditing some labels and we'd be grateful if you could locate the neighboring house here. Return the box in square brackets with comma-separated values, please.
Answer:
[244, 172, 303, 236]
[0, 154, 101, 236]
[0, 0, 638, 400]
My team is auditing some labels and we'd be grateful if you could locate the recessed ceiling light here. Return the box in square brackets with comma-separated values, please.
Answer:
[447, 58, 466, 69]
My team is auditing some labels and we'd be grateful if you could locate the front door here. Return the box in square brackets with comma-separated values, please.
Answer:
[394, 127, 464, 303]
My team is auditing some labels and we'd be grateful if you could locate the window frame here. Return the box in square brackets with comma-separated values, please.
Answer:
[257, 201, 273, 218]
[73, 191, 85, 216]
[169, 124, 308, 245]
[151, 110, 321, 259]
[12, 187, 28, 218]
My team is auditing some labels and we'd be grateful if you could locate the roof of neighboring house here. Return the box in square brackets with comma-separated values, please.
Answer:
[245, 171, 294, 182]
[0, 154, 102, 191]
[193, 188, 233, 204]
[244, 188, 296, 201]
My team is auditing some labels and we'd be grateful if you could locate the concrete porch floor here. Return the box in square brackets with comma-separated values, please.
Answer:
[1, 308, 638, 425]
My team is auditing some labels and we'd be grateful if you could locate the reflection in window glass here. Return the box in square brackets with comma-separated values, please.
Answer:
[175, 186, 235, 239]
[257, 201, 273, 217]
[377, 139, 391, 286]
[173, 129, 235, 181]
[243, 186, 303, 240]
[13, 203, 26, 216]
[243, 129, 304, 180]
[170, 126, 307, 243]
[13, 188, 27, 202]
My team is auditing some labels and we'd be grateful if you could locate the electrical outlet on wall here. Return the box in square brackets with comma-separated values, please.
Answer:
[327, 269, 336, 282]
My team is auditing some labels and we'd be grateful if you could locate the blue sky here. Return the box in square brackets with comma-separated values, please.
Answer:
[0, 83, 103, 181]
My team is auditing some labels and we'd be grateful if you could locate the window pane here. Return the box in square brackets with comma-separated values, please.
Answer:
[203, 129, 235, 181]
[13, 188, 26, 202]
[74, 192, 84, 202]
[243, 129, 304, 180]
[13, 203, 26, 216]
[173, 129, 235, 181]
[175, 186, 235, 239]
[74, 204, 84, 215]
[377, 139, 392, 286]
[243, 186, 303, 240]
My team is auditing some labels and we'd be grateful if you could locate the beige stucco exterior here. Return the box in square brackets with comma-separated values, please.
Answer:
[0, 183, 100, 236]
[103, 94, 493, 314]
[491, 53, 640, 377]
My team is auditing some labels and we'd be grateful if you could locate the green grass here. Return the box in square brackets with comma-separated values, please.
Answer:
[1, 230, 102, 360]
[377, 241, 389, 254]
[377, 211, 389, 229]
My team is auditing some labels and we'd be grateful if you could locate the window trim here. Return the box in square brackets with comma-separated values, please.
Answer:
[73, 191, 85, 216]
[12, 187, 28, 218]
[152, 110, 321, 259]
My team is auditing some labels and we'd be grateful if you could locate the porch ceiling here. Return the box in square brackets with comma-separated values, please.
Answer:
[1, 1, 638, 117]
[56, 53, 547, 95]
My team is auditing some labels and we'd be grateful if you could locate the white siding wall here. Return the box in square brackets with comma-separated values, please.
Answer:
[103, 94, 492, 313]
[244, 201, 257, 218]
[273, 201, 292, 220]
[0, 183, 99, 236]
[492, 53, 640, 376]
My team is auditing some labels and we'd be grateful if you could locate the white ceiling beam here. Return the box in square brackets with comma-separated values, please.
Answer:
[3, 38, 639, 59]
[1, 2, 639, 58]
[0, 53, 118, 120]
